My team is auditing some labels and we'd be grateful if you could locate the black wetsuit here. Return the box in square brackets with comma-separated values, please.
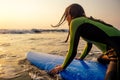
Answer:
[61, 17, 120, 80]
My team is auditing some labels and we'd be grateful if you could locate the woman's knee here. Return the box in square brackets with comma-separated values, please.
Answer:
[97, 54, 110, 64]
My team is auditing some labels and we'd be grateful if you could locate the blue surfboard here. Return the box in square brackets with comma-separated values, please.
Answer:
[27, 51, 107, 80]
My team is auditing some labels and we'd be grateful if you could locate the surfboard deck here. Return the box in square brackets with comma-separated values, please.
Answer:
[27, 51, 107, 80]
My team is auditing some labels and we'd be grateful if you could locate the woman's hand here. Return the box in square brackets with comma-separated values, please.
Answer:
[75, 57, 81, 60]
[49, 65, 63, 75]
[75, 57, 83, 60]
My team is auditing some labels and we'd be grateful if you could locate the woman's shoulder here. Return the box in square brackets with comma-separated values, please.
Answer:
[70, 17, 87, 26]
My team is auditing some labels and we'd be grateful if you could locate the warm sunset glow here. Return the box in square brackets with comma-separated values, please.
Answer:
[0, 0, 120, 29]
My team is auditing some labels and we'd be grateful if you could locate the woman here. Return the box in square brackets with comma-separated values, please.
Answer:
[50, 3, 120, 80]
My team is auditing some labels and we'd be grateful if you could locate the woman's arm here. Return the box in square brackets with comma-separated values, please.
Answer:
[79, 42, 92, 60]
[61, 21, 81, 69]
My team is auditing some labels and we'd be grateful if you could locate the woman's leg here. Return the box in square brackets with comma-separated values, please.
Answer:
[105, 61, 117, 80]
[116, 50, 120, 80]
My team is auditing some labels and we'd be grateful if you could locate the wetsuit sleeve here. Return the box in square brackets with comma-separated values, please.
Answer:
[79, 42, 92, 60]
[61, 20, 81, 69]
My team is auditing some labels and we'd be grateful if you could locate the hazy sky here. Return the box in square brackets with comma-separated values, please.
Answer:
[0, 0, 120, 29]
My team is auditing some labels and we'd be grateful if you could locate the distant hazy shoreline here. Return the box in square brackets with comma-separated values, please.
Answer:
[0, 29, 68, 34]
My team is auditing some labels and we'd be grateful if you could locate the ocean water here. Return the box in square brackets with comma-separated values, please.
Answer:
[0, 30, 101, 80]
